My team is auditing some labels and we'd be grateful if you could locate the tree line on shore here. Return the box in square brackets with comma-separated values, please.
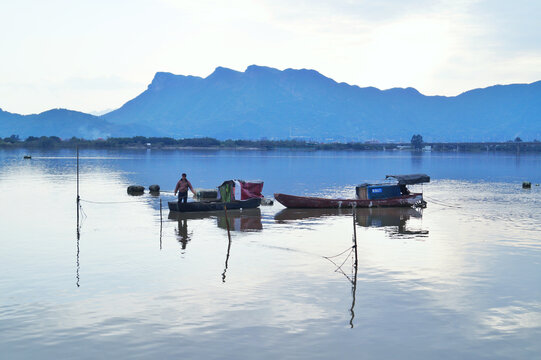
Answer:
[1, 134, 540, 152]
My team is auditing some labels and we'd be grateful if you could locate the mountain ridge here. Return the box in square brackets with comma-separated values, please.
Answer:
[1, 65, 540, 141]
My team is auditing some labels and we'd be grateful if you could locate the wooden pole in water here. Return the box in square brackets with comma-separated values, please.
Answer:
[224, 204, 231, 242]
[76, 146, 79, 199]
[76, 146, 80, 225]
[350, 206, 358, 328]
[221, 204, 232, 282]
[352, 208, 358, 268]
[76, 145, 80, 288]
[159, 198, 163, 250]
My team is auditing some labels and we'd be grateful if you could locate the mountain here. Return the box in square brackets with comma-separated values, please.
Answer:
[2, 65, 541, 141]
[101, 65, 541, 141]
[0, 108, 152, 139]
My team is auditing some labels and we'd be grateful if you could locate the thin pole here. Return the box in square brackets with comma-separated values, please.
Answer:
[352, 207, 358, 268]
[221, 204, 232, 282]
[350, 206, 358, 328]
[349, 256, 358, 328]
[224, 204, 231, 242]
[76, 146, 79, 202]
[159, 198, 163, 250]
[76, 146, 80, 231]
[76, 145, 80, 288]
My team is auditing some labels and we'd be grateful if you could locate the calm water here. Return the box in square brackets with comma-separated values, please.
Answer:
[1, 149, 541, 359]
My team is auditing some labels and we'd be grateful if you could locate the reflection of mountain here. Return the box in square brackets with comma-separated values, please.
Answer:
[275, 207, 427, 237]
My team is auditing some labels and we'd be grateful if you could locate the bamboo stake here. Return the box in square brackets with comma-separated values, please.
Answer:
[352, 207, 358, 268]
[159, 198, 163, 250]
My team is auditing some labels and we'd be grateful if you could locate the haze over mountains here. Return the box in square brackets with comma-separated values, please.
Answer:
[1, 65, 540, 142]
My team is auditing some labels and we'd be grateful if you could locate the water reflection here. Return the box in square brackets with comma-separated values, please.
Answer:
[216, 209, 262, 232]
[176, 218, 192, 250]
[275, 207, 428, 238]
[168, 209, 263, 251]
[3, 149, 541, 359]
[168, 209, 263, 282]
[411, 152, 424, 169]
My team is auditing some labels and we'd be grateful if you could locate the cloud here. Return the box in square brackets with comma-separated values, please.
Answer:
[0, 0, 539, 112]
[63, 76, 145, 91]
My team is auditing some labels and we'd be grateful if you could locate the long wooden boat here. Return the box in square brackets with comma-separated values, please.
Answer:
[168, 198, 261, 212]
[273, 193, 424, 209]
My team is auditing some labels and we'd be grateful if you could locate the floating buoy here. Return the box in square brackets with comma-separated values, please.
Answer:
[261, 197, 274, 206]
[149, 184, 160, 193]
[127, 185, 145, 195]
[522, 182, 531, 189]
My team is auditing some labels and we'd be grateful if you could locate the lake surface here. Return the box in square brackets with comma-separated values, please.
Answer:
[1, 148, 541, 359]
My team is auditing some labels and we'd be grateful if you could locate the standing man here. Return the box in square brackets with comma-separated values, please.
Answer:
[174, 173, 196, 204]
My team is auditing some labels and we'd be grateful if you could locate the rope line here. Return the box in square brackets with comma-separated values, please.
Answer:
[424, 195, 462, 209]
[323, 247, 355, 284]
[323, 245, 354, 259]
[80, 198, 150, 204]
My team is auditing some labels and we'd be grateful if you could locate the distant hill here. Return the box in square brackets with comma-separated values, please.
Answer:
[0, 108, 151, 139]
[2, 65, 541, 141]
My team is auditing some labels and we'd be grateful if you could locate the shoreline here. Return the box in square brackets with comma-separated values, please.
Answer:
[2, 136, 540, 152]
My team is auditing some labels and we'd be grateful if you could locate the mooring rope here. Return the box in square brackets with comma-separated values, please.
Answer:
[323, 245, 355, 259]
[424, 195, 462, 209]
[80, 198, 150, 204]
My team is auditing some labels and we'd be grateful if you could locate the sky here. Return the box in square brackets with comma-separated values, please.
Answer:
[0, 0, 540, 115]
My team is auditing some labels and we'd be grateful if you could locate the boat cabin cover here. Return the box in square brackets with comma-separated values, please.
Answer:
[355, 174, 429, 200]
[218, 180, 264, 202]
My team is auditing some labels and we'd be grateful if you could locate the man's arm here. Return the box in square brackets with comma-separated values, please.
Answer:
[188, 180, 196, 195]
[174, 180, 180, 196]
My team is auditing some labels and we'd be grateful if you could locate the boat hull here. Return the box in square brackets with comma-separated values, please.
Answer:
[274, 193, 423, 209]
[168, 198, 261, 212]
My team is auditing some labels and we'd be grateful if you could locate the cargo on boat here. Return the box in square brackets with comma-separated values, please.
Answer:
[168, 179, 264, 213]
[274, 174, 429, 209]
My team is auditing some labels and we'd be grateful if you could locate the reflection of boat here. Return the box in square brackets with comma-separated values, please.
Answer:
[275, 207, 419, 222]
[355, 207, 421, 227]
[275, 207, 427, 236]
[217, 208, 262, 232]
[168, 208, 263, 233]
[168, 198, 261, 212]
[274, 174, 429, 209]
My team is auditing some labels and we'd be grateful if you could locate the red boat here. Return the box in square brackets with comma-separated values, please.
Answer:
[274, 174, 429, 209]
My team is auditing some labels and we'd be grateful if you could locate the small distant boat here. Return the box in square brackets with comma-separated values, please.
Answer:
[274, 174, 429, 209]
[23, 155, 31, 159]
[168, 198, 261, 212]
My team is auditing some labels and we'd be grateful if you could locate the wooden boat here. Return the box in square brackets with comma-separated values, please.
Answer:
[274, 193, 423, 209]
[275, 173, 429, 209]
[168, 197, 261, 212]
